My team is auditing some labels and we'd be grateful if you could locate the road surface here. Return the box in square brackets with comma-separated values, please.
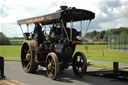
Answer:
[1, 61, 128, 85]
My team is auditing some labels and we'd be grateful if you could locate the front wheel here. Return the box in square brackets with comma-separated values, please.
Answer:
[72, 52, 87, 77]
[46, 52, 59, 80]
[21, 40, 38, 73]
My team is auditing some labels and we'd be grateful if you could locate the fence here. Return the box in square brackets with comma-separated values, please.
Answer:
[108, 31, 128, 51]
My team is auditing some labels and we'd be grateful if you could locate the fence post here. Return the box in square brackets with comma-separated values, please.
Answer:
[0, 56, 5, 78]
[113, 62, 119, 77]
[119, 34, 120, 51]
[107, 33, 109, 48]
[125, 32, 126, 51]
[110, 34, 111, 49]
[114, 34, 115, 49]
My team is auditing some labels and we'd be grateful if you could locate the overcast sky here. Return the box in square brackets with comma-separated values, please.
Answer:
[0, 0, 128, 37]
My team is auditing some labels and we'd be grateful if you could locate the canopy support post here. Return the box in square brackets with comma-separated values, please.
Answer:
[70, 20, 73, 41]
[80, 21, 82, 38]
[85, 20, 91, 37]
[19, 25, 25, 38]
[61, 20, 70, 40]
[27, 24, 29, 33]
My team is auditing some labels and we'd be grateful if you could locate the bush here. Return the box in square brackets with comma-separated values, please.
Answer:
[0, 32, 10, 45]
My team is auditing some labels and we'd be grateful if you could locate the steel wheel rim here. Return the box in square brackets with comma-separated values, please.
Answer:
[21, 43, 32, 71]
[46, 55, 56, 78]
[74, 55, 84, 75]
[46, 52, 59, 79]
[73, 52, 87, 77]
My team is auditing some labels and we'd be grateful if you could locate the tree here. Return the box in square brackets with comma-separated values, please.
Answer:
[86, 27, 128, 41]
[103, 34, 108, 41]
[0, 32, 10, 45]
[98, 30, 106, 39]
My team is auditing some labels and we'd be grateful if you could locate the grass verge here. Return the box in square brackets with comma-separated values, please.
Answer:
[0, 45, 21, 57]
[75, 44, 128, 63]
[89, 63, 113, 68]
[4, 58, 20, 61]
[0, 44, 128, 64]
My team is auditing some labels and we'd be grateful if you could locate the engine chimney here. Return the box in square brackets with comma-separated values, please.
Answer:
[60, 6, 68, 10]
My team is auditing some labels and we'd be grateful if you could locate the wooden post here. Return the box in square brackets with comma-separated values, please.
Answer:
[0, 56, 5, 78]
[113, 62, 119, 77]
[102, 47, 104, 56]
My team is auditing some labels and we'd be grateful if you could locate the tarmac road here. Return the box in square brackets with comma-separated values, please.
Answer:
[1, 61, 128, 85]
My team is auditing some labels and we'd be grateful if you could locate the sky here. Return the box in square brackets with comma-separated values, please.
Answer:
[0, 0, 128, 37]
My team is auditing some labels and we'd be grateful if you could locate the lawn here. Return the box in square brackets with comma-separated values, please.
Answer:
[9, 39, 24, 42]
[75, 44, 128, 63]
[9, 39, 24, 45]
[0, 45, 21, 57]
[0, 44, 128, 63]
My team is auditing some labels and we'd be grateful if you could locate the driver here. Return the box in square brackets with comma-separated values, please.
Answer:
[33, 23, 44, 44]
[34, 23, 42, 34]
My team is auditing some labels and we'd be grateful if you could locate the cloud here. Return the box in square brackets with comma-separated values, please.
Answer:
[92, 0, 128, 31]
[1, 23, 21, 37]
[0, 0, 128, 37]
[0, 0, 62, 37]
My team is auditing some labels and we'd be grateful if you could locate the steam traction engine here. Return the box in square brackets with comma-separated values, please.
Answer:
[17, 6, 95, 79]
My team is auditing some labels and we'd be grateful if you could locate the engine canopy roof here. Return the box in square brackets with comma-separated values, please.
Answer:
[17, 6, 95, 25]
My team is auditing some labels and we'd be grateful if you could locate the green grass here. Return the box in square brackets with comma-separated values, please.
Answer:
[89, 63, 126, 68]
[9, 39, 24, 42]
[75, 44, 128, 63]
[9, 39, 24, 45]
[3, 58, 20, 61]
[108, 44, 128, 49]
[0, 44, 128, 63]
[89, 63, 113, 68]
[0, 45, 21, 57]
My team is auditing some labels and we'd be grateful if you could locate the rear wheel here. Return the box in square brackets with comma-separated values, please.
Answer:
[46, 52, 59, 80]
[21, 40, 38, 73]
[72, 52, 87, 77]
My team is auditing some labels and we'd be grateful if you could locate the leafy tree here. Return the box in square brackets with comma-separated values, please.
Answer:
[0, 32, 10, 45]
[86, 27, 128, 41]
[103, 34, 108, 41]
[99, 31, 106, 39]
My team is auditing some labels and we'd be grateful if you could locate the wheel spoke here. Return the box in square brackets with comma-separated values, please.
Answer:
[76, 64, 83, 73]
[80, 57, 82, 62]
[48, 59, 51, 64]
[24, 59, 27, 61]
[27, 49, 30, 54]
[24, 50, 28, 53]
[50, 72, 53, 77]
[51, 68, 54, 73]
[76, 66, 79, 70]
[26, 62, 30, 69]
[51, 66, 55, 69]
[51, 58, 54, 63]
[79, 67, 82, 73]
[78, 67, 80, 72]
[76, 62, 79, 67]
[76, 61, 81, 67]
[79, 61, 83, 67]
